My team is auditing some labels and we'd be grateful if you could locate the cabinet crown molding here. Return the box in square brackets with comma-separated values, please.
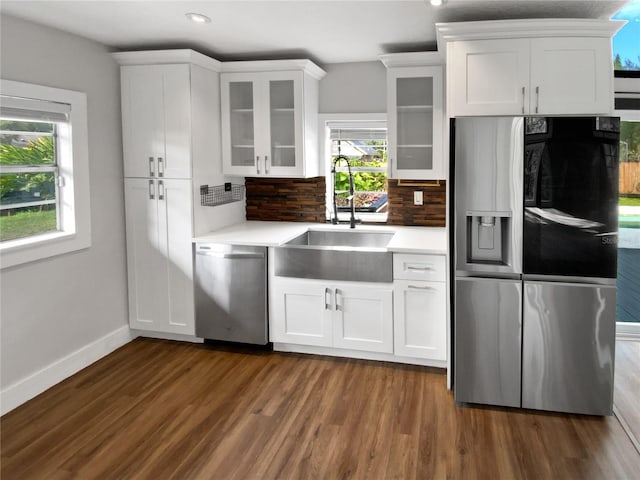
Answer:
[221, 59, 326, 80]
[379, 51, 444, 68]
[436, 18, 625, 51]
[112, 49, 222, 71]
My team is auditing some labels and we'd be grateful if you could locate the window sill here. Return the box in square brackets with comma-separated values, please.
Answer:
[0, 229, 90, 269]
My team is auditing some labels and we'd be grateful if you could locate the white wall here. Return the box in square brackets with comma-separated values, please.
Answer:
[319, 61, 387, 113]
[1, 16, 130, 406]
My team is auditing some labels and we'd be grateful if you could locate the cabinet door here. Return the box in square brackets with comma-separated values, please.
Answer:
[264, 71, 304, 177]
[121, 66, 164, 178]
[450, 39, 530, 116]
[221, 74, 260, 176]
[388, 66, 444, 179]
[160, 64, 192, 179]
[271, 278, 333, 347]
[124, 178, 166, 330]
[394, 281, 446, 360]
[156, 179, 195, 335]
[530, 38, 613, 115]
[333, 284, 393, 353]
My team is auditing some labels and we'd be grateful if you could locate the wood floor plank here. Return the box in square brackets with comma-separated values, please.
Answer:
[614, 340, 640, 449]
[2, 337, 639, 479]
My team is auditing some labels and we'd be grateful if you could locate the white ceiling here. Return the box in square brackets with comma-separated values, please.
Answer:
[0, 0, 628, 65]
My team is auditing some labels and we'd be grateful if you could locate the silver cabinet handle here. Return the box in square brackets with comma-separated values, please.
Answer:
[265, 155, 269, 174]
[325, 287, 331, 310]
[521, 86, 525, 114]
[407, 266, 434, 271]
[158, 157, 164, 177]
[148, 179, 155, 200]
[335, 288, 342, 311]
[149, 157, 155, 177]
[256, 156, 260, 175]
[535, 86, 540, 114]
[158, 180, 164, 200]
[408, 284, 435, 290]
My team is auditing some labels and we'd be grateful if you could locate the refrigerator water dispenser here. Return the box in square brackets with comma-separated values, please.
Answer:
[466, 212, 511, 265]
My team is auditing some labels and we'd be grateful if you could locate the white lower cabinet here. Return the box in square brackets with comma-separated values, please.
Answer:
[124, 178, 195, 335]
[393, 280, 446, 360]
[270, 279, 333, 347]
[271, 277, 393, 353]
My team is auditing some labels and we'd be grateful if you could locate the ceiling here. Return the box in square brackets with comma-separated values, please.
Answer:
[0, 0, 628, 66]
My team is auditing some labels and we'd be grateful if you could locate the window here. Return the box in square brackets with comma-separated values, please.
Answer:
[613, 0, 640, 72]
[321, 114, 388, 223]
[0, 80, 90, 268]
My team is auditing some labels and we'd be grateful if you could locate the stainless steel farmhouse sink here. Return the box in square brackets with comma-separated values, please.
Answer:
[274, 230, 394, 282]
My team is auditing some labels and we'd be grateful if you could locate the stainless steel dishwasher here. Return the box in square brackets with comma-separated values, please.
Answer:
[194, 243, 268, 345]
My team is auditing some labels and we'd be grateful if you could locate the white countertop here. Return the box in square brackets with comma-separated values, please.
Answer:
[194, 221, 447, 255]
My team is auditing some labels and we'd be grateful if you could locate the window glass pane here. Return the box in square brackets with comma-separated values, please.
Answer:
[613, 1, 640, 71]
[0, 120, 56, 166]
[1, 116, 59, 243]
[0, 205, 57, 242]
[332, 133, 388, 213]
[0, 171, 57, 241]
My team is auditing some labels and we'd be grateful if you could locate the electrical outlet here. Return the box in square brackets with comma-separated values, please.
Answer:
[414, 191, 423, 206]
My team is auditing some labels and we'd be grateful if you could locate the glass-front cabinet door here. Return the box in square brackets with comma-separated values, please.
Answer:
[387, 66, 444, 179]
[221, 71, 304, 177]
[228, 81, 256, 170]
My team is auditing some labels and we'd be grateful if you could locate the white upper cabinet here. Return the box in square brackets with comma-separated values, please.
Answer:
[450, 39, 530, 116]
[221, 60, 326, 178]
[438, 19, 625, 117]
[381, 53, 445, 179]
[120, 64, 192, 179]
[530, 37, 612, 115]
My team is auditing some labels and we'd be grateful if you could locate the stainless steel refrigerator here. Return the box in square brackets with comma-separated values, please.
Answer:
[452, 116, 619, 415]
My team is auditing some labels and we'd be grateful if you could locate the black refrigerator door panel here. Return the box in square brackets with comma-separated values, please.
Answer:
[455, 277, 522, 408]
[522, 281, 616, 415]
[523, 117, 619, 278]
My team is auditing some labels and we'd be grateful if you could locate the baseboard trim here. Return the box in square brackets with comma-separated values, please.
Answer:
[617, 322, 640, 341]
[1, 325, 135, 416]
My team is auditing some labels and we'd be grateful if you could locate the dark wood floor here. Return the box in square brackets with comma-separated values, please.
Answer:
[615, 340, 640, 451]
[2, 338, 639, 479]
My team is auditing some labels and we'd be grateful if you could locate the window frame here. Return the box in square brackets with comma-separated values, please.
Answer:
[0, 79, 91, 269]
[319, 113, 388, 223]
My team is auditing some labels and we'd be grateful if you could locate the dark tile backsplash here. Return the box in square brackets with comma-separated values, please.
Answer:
[386, 179, 447, 227]
[245, 177, 326, 222]
[244, 177, 446, 227]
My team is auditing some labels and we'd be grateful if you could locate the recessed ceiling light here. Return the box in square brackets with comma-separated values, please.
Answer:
[185, 12, 211, 24]
[430, 0, 444, 6]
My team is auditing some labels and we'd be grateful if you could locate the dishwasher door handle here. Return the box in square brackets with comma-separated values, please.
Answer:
[196, 251, 265, 259]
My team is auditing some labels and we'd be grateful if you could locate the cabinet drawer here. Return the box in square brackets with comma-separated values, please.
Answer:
[393, 254, 446, 282]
